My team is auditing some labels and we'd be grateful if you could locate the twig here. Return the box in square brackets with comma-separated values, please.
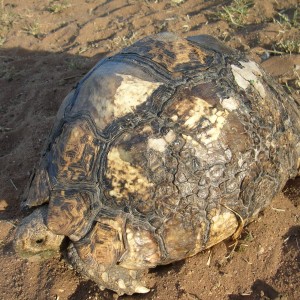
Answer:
[2, 220, 17, 228]
[242, 257, 252, 264]
[10, 179, 18, 190]
[267, 49, 286, 55]
[0, 126, 12, 132]
[271, 206, 285, 212]
[62, 75, 82, 81]
[225, 241, 239, 259]
[206, 249, 212, 266]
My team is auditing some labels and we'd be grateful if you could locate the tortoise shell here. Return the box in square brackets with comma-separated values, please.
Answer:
[20, 33, 300, 294]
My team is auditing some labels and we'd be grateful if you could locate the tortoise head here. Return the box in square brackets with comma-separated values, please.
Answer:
[14, 205, 64, 260]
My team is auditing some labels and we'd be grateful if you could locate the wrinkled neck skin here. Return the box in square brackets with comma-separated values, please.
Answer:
[14, 205, 64, 261]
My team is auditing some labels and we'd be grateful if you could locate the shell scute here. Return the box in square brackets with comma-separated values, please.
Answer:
[73, 214, 125, 270]
[47, 189, 100, 241]
[121, 33, 214, 75]
[49, 118, 101, 184]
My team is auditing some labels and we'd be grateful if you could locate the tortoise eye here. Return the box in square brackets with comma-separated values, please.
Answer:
[35, 238, 45, 245]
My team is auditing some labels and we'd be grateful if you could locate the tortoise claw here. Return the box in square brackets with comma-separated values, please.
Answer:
[134, 285, 150, 293]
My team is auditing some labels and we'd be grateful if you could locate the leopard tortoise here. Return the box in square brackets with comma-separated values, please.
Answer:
[14, 33, 300, 295]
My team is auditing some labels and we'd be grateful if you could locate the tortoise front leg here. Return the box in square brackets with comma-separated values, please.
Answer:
[68, 243, 149, 295]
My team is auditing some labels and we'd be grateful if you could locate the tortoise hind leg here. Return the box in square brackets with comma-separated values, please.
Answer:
[68, 243, 149, 295]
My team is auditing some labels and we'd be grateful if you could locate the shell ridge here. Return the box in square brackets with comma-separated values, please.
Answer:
[109, 54, 175, 82]
[64, 58, 111, 115]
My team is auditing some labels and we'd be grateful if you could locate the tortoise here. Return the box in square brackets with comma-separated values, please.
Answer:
[14, 33, 300, 295]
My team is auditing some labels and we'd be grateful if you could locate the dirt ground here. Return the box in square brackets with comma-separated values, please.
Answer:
[0, 0, 299, 299]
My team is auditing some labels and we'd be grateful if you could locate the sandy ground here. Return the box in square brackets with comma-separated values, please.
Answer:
[0, 0, 299, 299]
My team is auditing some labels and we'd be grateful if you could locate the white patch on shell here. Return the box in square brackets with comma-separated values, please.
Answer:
[182, 135, 208, 160]
[114, 74, 161, 115]
[172, 97, 228, 145]
[220, 97, 239, 111]
[201, 108, 228, 145]
[165, 130, 176, 143]
[241, 60, 263, 76]
[71, 62, 162, 131]
[147, 130, 176, 152]
[231, 61, 266, 98]
[183, 97, 211, 130]
[148, 138, 167, 153]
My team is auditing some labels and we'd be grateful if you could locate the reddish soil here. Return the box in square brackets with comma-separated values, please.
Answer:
[0, 0, 299, 299]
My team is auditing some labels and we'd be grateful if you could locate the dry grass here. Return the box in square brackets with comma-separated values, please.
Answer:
[217, 0, 253, 27]
[77, 33, 139, 54]
[65, 58, 86, 70]
[46, 0, 71, 14]
[274, 9, 300, 29]
[276, 39, 300, 54]
[107, 33, 138, 51]
[0, 0, 18, 40]
[273, 8, 300, 54]
[22, 21, 42, 37]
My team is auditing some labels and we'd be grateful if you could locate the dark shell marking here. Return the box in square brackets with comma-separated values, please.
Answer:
[21, 33, 300, 294]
